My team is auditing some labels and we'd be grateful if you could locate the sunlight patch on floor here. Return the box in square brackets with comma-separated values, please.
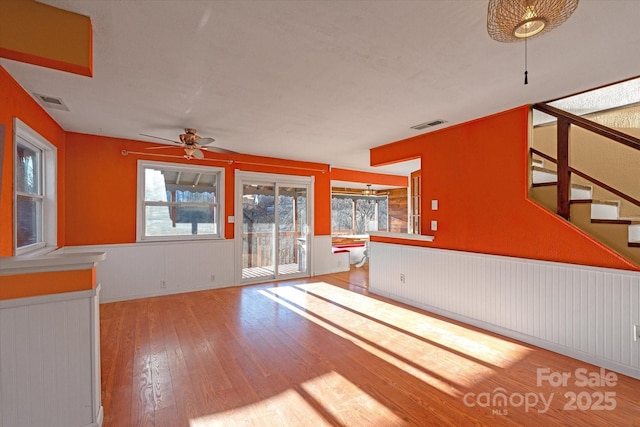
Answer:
[189, 371, 403, 427]
[299, 370, 405, 425]
[261, 282, 533, 393]
[188, 388, 324, 427]
[296, 282, 532, 366]
[259, 287, 460, 397]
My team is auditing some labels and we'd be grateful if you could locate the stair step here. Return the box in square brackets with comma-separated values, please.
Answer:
[532, 181, 556, 188]
[572, 184, 592, 191]
[591, 218, 640, 225]
[532, 166, 557, 174]
[531, 166, 558, 184]
[591, 199, 620, 206]
[591, 200, 620, 220]
[571, 184, 592, 200]
[570, 199, 593, 204]
[629, 224, 640, 242]
[531, 182, 593, 200]
[532, 158, 545, 168]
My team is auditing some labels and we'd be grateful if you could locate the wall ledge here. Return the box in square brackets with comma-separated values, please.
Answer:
[0, 250, 105, 275]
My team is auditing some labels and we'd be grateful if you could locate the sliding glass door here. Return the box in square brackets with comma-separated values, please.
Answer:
[237, 173, 311, 283]
[241, 183, 276, 280]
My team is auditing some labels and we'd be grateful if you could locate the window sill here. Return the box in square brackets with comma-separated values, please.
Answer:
[15, 245, 57, 258]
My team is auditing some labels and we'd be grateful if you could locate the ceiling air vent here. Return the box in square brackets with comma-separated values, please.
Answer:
[410, 119, 447, 130]
[33, 93, 70, 111]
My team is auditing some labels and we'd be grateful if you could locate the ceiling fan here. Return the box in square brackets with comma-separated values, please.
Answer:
[140, 128, 236, 159]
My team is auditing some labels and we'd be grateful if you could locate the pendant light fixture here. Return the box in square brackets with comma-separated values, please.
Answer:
[362, 184, 375, 196]
[487, 0, 579, 84]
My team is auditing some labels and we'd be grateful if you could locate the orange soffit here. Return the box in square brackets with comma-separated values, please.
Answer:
[331, 168, 408, 187]
[0, 0, 93, 77]
[0, 268, 96, 300]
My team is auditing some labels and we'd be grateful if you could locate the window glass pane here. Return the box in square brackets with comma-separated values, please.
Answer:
[332, 197, 354, 234]
[378, 198, 388, 231]
[145, 205, 217, 236]
[16, 143, 40, 194]
[16, 195, 42, 247]
[145, 168, 168, 201]
[355, 198, 377, 234]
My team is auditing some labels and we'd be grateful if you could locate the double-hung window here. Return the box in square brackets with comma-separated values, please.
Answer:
[14, 118, 57, 255]
[138, 161, 224, 241]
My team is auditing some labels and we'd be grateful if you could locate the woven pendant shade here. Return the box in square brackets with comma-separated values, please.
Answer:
[487, 0, 579, 43]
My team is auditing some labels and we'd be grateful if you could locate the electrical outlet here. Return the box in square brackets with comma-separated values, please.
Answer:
[210, 274, 216, 282]
[160, 280, 167, 289]
[400, 273, 405, 283]
[635, 325, 640, 342]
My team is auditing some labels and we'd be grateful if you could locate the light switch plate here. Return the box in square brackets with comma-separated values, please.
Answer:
[431, 220, 438, 231]
[432, 200, 438, 210]
[228, 216, 235, 223]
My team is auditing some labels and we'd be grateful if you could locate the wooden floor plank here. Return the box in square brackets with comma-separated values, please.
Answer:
[100, 267, 640, 426]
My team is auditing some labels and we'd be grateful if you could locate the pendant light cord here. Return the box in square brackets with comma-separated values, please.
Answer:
[524, 36, 529, 85]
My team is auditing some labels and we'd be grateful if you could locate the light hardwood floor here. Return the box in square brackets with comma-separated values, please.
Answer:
[100, 266, 640, 426]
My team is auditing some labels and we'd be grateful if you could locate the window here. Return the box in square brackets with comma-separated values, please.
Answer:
[14, 118, 57, 255]
[138, 161, 224, 241]
[331, 194, 388, 236]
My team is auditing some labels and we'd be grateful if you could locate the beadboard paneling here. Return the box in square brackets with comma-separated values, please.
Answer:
[62, 240, 235, 303]
[370, 242, 640, 379]
[64, 237, 344, 303]
[0, 292, 99, 427]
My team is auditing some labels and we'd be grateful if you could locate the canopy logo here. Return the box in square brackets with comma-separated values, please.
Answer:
[462, 367, 618, 416]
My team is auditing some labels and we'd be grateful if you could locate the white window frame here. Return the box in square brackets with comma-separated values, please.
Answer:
[13, 118, 57, 256]
[137, 160, 225, 242]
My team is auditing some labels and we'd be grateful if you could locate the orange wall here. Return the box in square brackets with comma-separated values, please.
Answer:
[0, 66, 66, 256]
[370, 106, 639, 272]
[64, 133, 332, 244]
[0, 267, 95, 300]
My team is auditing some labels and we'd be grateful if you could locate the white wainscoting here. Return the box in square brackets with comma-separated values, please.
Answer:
[369, 242, 640, 379]
[0, 287, 103, 427]
[62, 240, 235, 303]
[64, 237, 348, 303]
[312, 235, 350, 275]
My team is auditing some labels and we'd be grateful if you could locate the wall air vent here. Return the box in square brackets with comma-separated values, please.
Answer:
[33, 93, 70, 111]
[410, 119, 447, 130]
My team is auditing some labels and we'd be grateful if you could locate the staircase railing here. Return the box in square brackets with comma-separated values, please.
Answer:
[531, 103, 640, 219]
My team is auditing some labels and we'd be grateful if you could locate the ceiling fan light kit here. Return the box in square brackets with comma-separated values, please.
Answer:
[487, 0, 579, 84]
[179, 128, 214, 146]
[140, 128, 237, 160]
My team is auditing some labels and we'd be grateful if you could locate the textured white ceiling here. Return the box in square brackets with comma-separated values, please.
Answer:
[2, 0, 639, 176]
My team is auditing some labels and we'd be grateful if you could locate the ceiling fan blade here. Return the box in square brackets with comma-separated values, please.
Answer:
[196, 137, 215, 146]
[192, 148, 205, 159]
[145, 145, 184, 150]
[140, 133, 181, 144]
[207, 146, 238, 154]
